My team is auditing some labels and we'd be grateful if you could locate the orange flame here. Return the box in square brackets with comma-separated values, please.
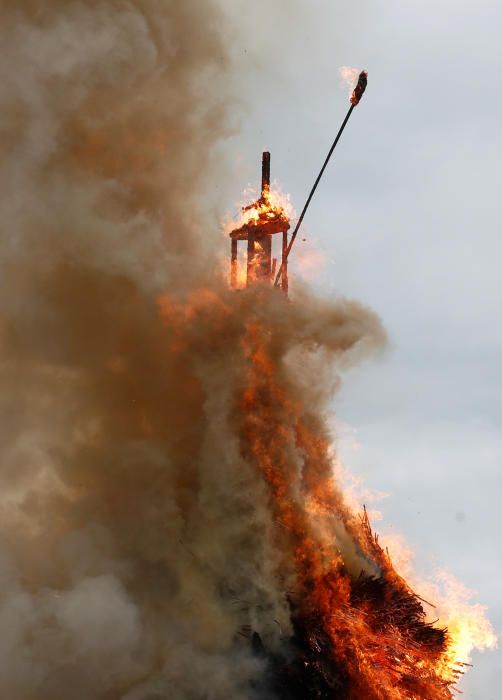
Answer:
[410, 570, 498, 684]
[238, 309, 495, 697]
[339, 65, 362, 96]
[224, 182, 295, 235]
[157, 286, 495, 697]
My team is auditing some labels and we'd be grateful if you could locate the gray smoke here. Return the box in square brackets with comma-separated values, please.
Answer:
[0, 2, 385, 698]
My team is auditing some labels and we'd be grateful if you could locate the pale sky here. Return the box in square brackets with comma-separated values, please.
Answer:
[221, 1, 502, 695]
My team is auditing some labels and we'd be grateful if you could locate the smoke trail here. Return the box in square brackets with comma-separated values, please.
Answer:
[0, 2, 387, 699]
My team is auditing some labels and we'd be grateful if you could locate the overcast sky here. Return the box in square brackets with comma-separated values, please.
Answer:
[220, 1, 501, 695]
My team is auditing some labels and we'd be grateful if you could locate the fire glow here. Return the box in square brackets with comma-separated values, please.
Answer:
[238, 312, 496, 697]
[225, 183, 294, 236]
[159, 283, 496, 697]
[339, 65, 362, 95]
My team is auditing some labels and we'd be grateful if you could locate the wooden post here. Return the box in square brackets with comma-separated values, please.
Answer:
[281, 230, 289, 294]
[230, 238, 238, 288]
[261, 151, 270, 196]
[256, 151, 272, 281]
[246, 231, 255, 286]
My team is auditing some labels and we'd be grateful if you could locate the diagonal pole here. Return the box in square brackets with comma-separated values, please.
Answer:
[274, 70, 367, 288]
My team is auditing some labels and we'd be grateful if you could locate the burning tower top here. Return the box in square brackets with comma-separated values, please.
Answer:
[229, 152, 290, 293]
[229, 70, 368, 295]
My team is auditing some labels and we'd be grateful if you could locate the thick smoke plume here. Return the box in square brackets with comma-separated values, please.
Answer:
[0, 2, 441, 698]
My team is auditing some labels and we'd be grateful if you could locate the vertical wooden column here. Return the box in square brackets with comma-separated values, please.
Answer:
[281, 230, 289, 294]
[230, 238, 238, 288]
[257, 151, 272, 282]
[259, 235, 272, 280]
[246, 232, 255, 286]
[261, 151, 270, 196]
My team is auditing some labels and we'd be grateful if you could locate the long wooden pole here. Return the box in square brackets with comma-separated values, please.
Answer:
[273, 70, 368, 288]
[273, 103, 355, 288]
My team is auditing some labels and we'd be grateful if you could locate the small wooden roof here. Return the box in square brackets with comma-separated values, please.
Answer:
[229, 215, 290, 240]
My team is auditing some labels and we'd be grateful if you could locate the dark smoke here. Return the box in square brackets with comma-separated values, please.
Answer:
[0, 2, 385, 698]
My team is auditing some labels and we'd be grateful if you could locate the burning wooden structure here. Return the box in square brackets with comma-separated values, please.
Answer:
[229, 152, 290, 293]
[226, 70, 476, 698]
[222, 69, 495, 697]
[229, 71, 369, 295]
[240, 500, 460, 699]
